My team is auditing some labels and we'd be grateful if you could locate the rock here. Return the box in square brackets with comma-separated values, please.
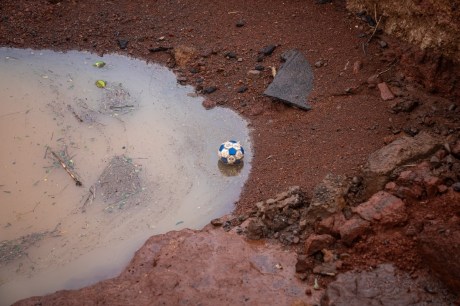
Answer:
[246, 219, 267, 240]
[353, 191, 407, 227]
[338, 216, 370, 246]
[225, 51, 237, 59]
[236, 19, 245, 27]
[316, 213, 346, 237]
[254, 65, 264, 71]
[314, 60, 324, 68]
[390, 98, 419, 113]
[202, 99, 217, 109]
[453, 182, 460, 192]
[18, 229, 310, 305]
[352, 61, 362, 74]
[305, 234, 335, 255]
[203, 86, 217, 94]
[322, 264, 448, 305]
[313, 262, 337, 276]
[306, 174, 348, 224]
[117, 39, 129, 49]
[237, 86, 248, 93]
[364, 131, 441, 196]
[260, 44, 276, 56]
[247, 69, 261, 78]
[367, 74, 382, 85]
[378, 40, 388, 48]
[264, 49, 314, 110]
[377, 82, 395, 100]
[210, 218, 223, 226]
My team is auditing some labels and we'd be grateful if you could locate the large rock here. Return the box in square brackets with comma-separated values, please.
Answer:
[15, 227, 316, 305]
[322, 264, 449, 305]
[364, 132, 441, 196]
[353, 191, 407, 227]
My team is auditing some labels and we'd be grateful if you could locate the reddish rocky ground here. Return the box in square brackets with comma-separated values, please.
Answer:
[1, 0, 459, 305]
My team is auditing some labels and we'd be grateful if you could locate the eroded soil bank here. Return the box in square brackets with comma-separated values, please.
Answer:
[1, 0, 459, 304]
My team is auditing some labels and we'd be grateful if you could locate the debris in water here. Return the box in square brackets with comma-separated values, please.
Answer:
[50, 149, 83, 186]
[93, 61, 106, 68]
[95, 80, 107, 88]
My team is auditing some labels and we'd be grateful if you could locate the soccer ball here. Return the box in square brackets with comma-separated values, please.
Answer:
[218, 140, 245, 165]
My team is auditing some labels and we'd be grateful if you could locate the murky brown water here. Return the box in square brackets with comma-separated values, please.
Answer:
[0, 48, 251, 305]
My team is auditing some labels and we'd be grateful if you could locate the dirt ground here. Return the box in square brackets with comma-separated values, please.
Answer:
[1, 0, 459, 304]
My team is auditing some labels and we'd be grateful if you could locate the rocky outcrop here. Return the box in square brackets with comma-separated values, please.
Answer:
[15, 227, 318, 306]
[346, 0, 460, 61]
[363, 131, 441, 196]
[322, 264, 449, 305]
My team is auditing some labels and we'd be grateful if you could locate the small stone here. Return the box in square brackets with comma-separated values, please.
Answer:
[256, 54, 265, 62]
[453, 182, 460, 192]
[247, 70, 261, 78]
[117, 39, 129, 49]
[338, 216, 370, 246]
[202, 99, 216, 109]
[353, 61, 362, 74]
[378, 82, 395, 100]
[177, 76, 187, 84]
[305, 234, 335, 255]
[437, 184, 448, 194]
[203, 86, 217, 94]
[353, 191, 407, 226]
[315, 60, 324, 68]
[305, 288, 312, 295]
[260, 44, 276, 56]
[236, 19, 245, 27]
[237, 58, 243, 62]
[225, 51, 237, 59]
[367, 74, 382, 85]
[378, 40, 388, 48]
[237, 86, 248, 93]
[210, 218, 223, 226]
[254, 65, 264, 71]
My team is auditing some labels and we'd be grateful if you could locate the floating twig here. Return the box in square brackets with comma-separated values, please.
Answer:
[81, 185, 96, 213]
[50, 150, 83, 186]
[109, 105, 135, 110]
[67, 104, 84, 122]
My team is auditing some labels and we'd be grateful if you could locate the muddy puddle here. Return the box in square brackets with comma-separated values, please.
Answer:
[0, 48, 251, 305]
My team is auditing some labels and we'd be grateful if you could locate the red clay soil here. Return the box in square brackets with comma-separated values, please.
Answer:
[1, 0, 459, 304]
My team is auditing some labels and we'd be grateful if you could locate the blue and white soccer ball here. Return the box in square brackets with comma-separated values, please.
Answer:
[218, 140, 245, 165]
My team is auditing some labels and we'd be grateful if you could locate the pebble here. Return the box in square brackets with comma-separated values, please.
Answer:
[225, 51, 237, 59]
[453, 182, 460, 192]
[378, 40, 388, 48]
[254, 65, 264, 71]
[236, 19, 245, 27]
[203, 86, 217, 94]
[378, 82, 395, 100]
[247, 70, 261, 78]
[237, 86, 248, 93]
[260, 44, 276, 56]
[353, 61, 362, 74]
[117, 39, 129, 49]
[202, 99, 216, 109]
[367, 74, 382, 85]
[314, 60, 324, 68]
